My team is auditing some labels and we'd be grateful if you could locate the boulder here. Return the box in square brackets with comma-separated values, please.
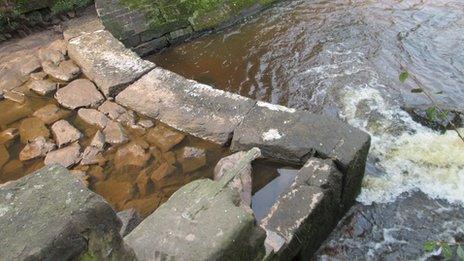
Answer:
[55, 79, 105, 109]
[0, 165, 134, 260]
[44, 143, 81, 168]
[117, 208, 142, 237]
[28, 79, 57, 96]
[124, 179, 266, 261]
[33, 104, 71, 125]
[19, 117, 50, 143]
[103, 121, 128, 145]
[114, 143, 150, 170]
[145, 125, 185, 152]
[19, 136, 56, 161]
[178, 146, 206, 173]
[98, 101, 136, 126]
[116, 68, 257, 145]
[42, 60, 80, 82]
[260, 158, 344, 260]
[78, 108, 109, 129]
[51, 120, 83, 148]
[231, 101, 371, 209]
[68, 30, 155, 97]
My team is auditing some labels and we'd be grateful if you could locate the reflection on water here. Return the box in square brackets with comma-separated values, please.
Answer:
[151, 0, 464, 205]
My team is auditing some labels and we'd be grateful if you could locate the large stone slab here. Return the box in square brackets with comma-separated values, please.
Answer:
[0, 165, 134, 260]
[68, 30, 155, 97]
[260, 158, 344, 260]
[124, 179, 266, 261]
[231, 102, 371, 208]
[116, 68, 256, 145]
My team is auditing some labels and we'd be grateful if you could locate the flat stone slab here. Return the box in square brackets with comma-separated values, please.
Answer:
[68, 30, 155, 97]
[231, 102, 371, 208]
[0, 165, 134, 260]
[116, 68, 256, 145]
[124, 179, 265, 261]
[55, 79, 105, 110]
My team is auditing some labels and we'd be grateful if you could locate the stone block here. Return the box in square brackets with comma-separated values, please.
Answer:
[0, 165, 134, 260]
[260, 158, 344, 260]
[231, 101, 371, 208]
[124, 179, 266, 261]
[116, 68, 256, 145]
[68, 30, 155, 97]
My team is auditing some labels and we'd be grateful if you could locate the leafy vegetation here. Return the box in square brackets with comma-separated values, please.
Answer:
[423, 241, 464, 260]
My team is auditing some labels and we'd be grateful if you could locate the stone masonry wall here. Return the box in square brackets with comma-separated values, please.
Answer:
[95, 0, 279, 56]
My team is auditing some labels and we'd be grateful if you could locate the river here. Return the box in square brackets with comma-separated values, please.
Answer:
[150, 0, 464, 258]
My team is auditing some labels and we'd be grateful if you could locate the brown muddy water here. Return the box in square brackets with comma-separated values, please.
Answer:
[151, 0, 464, 206]
[0, 86, 233, 217]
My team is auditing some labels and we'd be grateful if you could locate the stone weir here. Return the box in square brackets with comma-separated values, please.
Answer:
[95, 0, 281, 56]
[1, 28, 370, 261]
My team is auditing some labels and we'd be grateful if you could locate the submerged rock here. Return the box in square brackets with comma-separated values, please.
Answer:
[44, 142, 81, 168]
[98, 101, 136, 126]
[33, 104, 71, 125]
[103, 121, 128, 145]
[114, 143, 150, 170]
[150, 162, 177, 184]
[0, 144, 9, 169]
[94, 180, 135, 209]
[4, 91, 26, 104]
[0, 128, 19, 147]
[78, 108, 109, 129]
[51, 120, 82, 148]
[81, 131, 106, 165]
[178, 146, 206, 173]
[55, 79, 104, 109]
[19, 137, 56, 161]
[19, 117, 50, 143]
[145, 125, 185, 152]
[28, 79, 57, 96]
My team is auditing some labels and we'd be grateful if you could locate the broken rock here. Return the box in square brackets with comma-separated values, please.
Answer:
[42, 60, 80, 82]
[28, 79, 57, 96]
[51, 120, 82, 147]
[145, 125, 185, 152]
[33, 104, 71, 125]
[114, 143, 150, 170]
[44, 142, 81, 168]
[55, 79, 104, 109]
[103, 121, 128, 145]
[77, 108, 109, 129]
[19, 117, 50, 143]
[178, 147, 206, 173]
[19, 137, 56, 161]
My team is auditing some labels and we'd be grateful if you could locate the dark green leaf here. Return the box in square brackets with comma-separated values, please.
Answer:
[436, 91, 444, 94]
[426, 107, 438, 122]
[424, 241, 437, 252]
[457, 245, 464, 261]
[441, 243, 453, 260]
[399, 71, 409, 83]
[411, 88, 423, 93]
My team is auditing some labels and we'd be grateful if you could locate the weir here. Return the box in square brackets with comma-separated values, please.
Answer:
[0, 1, 372, 260]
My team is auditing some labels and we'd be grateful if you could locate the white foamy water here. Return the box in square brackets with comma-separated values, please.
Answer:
[342, 86, 464, 205]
